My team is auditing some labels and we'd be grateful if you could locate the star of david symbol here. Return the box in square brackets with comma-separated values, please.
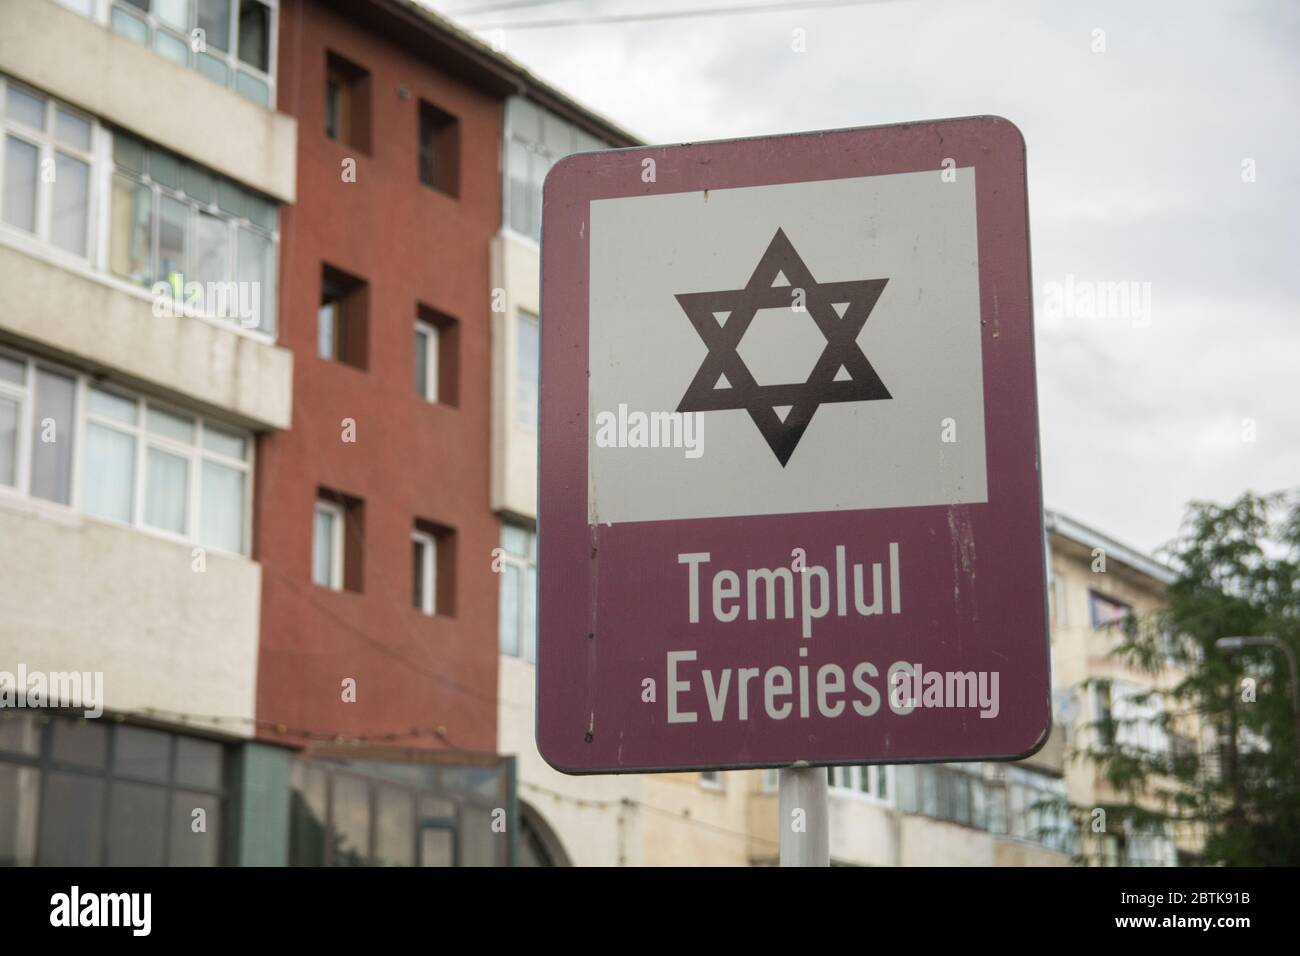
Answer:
[674, 228, 892, 466]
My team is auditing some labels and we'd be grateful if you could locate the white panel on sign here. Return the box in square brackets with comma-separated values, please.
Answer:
[588, 169, 987, 526]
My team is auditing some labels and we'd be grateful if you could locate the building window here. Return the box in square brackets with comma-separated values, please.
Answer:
[319, 265, 368, 369]
[314, 490, 363, 593]
[827, 765, 892, 802]
[0, 713, 226, 866]
[289, 758, 511, 867]
[313, 499, 344, 590]
[418, 100, 459, 197]
[515, 310, 539, 430]
[498, 523, 536, 662]
[412, 529, 436, 614]
[0, 354, 75, 504]
[110, 132, 278, 336]
[1094, 680, 1169, 755]
[415, 305, 458, 405]
[0, 346, 252, 553]
[700, 770, 721, 788]
[82, 382, 252, 553]
[0, 78, 96, 259]
[105, 0, 277, 107]
[1050, 571, 1068, 627]
[411, 520, 455, 616]
[502, 96, 606, 242]
[1120, 821, 1178, 867]
[1088, 590, 1131, 629]
[324, 52, 370, 152]
[895, 764, 986, 828]
[985, 766, 1074, 854]
[415, 322, 438, 402]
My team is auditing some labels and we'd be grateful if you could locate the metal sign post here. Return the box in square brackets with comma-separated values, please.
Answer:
[779, 764, 829, 866]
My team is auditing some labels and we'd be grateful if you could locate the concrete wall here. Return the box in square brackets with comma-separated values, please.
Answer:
[489, 232, 538, 519]
[898, 816, 992, 866]
[1, 0, 297, 203]
[1049, 530, 1185, 862]
[499, 653, 643, 865]
[0, 500, 261, 734]
[827, 794, 901, 866]
[993, 838, 1070, 867]
[640, 773, 753, 867]
[0, 244, 293, 430]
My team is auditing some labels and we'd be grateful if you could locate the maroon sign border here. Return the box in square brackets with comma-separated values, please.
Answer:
[537, 116, 1049, 774]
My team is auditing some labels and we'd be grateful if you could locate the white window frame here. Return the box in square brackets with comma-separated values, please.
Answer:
[102, 0, 280, 109]
[0, 345, 254, 554]
[82, 384, 253, 554]
[1106, 680, 1169, 756]
[514, 309, 539, 432]
[313, 499, 344, 591]
[502, 96, 606, 242]
[0, 350, 34, 498]
[1001, 766, 1073, 853]
[827, 765, 894, 805]
[415, 320, 439, 403]
[110, 132, 279, 336]
[0, 90, 278, 347]
[498, 524, 536, 662]
[412, 528, 436, 615]
[0, 77, 99, 265]
[699, 770, 722, 790]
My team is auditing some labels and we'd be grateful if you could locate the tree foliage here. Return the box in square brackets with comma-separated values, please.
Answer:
[1072, 490, 1300, 865]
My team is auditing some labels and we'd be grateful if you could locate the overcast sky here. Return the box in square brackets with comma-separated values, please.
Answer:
[430, 0, 1299, 558]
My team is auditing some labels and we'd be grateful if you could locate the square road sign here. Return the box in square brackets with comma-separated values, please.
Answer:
[538, 116, 1049, 774]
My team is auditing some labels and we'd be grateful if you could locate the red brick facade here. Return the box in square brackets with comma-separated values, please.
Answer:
[255, 0, 502, 751]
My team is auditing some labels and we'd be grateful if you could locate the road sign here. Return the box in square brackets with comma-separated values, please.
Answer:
[538, 116, 1049, 774]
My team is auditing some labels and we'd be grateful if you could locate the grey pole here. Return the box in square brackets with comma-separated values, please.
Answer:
[779, 762, 830, 866]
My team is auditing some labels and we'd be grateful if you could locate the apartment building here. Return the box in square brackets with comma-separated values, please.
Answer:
[0, 0, 525, 868]
[1045, 510, 1199, 866]
[0, 0, 296, 865]
[253, 0, 640, 866]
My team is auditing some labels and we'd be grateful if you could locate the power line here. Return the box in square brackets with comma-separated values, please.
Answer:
[467, 0, 896, 31]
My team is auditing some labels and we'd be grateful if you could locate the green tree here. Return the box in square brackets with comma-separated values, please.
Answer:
[1072, 490, 1300, 865]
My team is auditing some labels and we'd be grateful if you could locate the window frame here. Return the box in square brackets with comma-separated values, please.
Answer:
[497, 524, 537, 663]
[411, 528, 437, 616]
[501, 96, 606, 243]
[324, 72, 345, 143]
[0, 77, 99, 263]
[826, 764, 894, 805]
[0, 349, 35, 498]
[313, 498, 345, 591]
[110, 132, 279, 337]
[104, 0, 280, 109]
[81, 382, 254, 554]
[417, 99, 459, 197]
[514, 309, 539, 432]
[1087, 589, 1132, 630]
[0, 345, 254, 556]
[0, 713, 228, 866]
[415, 320, 439, 403]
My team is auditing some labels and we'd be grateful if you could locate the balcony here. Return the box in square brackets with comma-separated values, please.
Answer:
[1, 0, 296, 203]
[0, 243, 292, 430]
